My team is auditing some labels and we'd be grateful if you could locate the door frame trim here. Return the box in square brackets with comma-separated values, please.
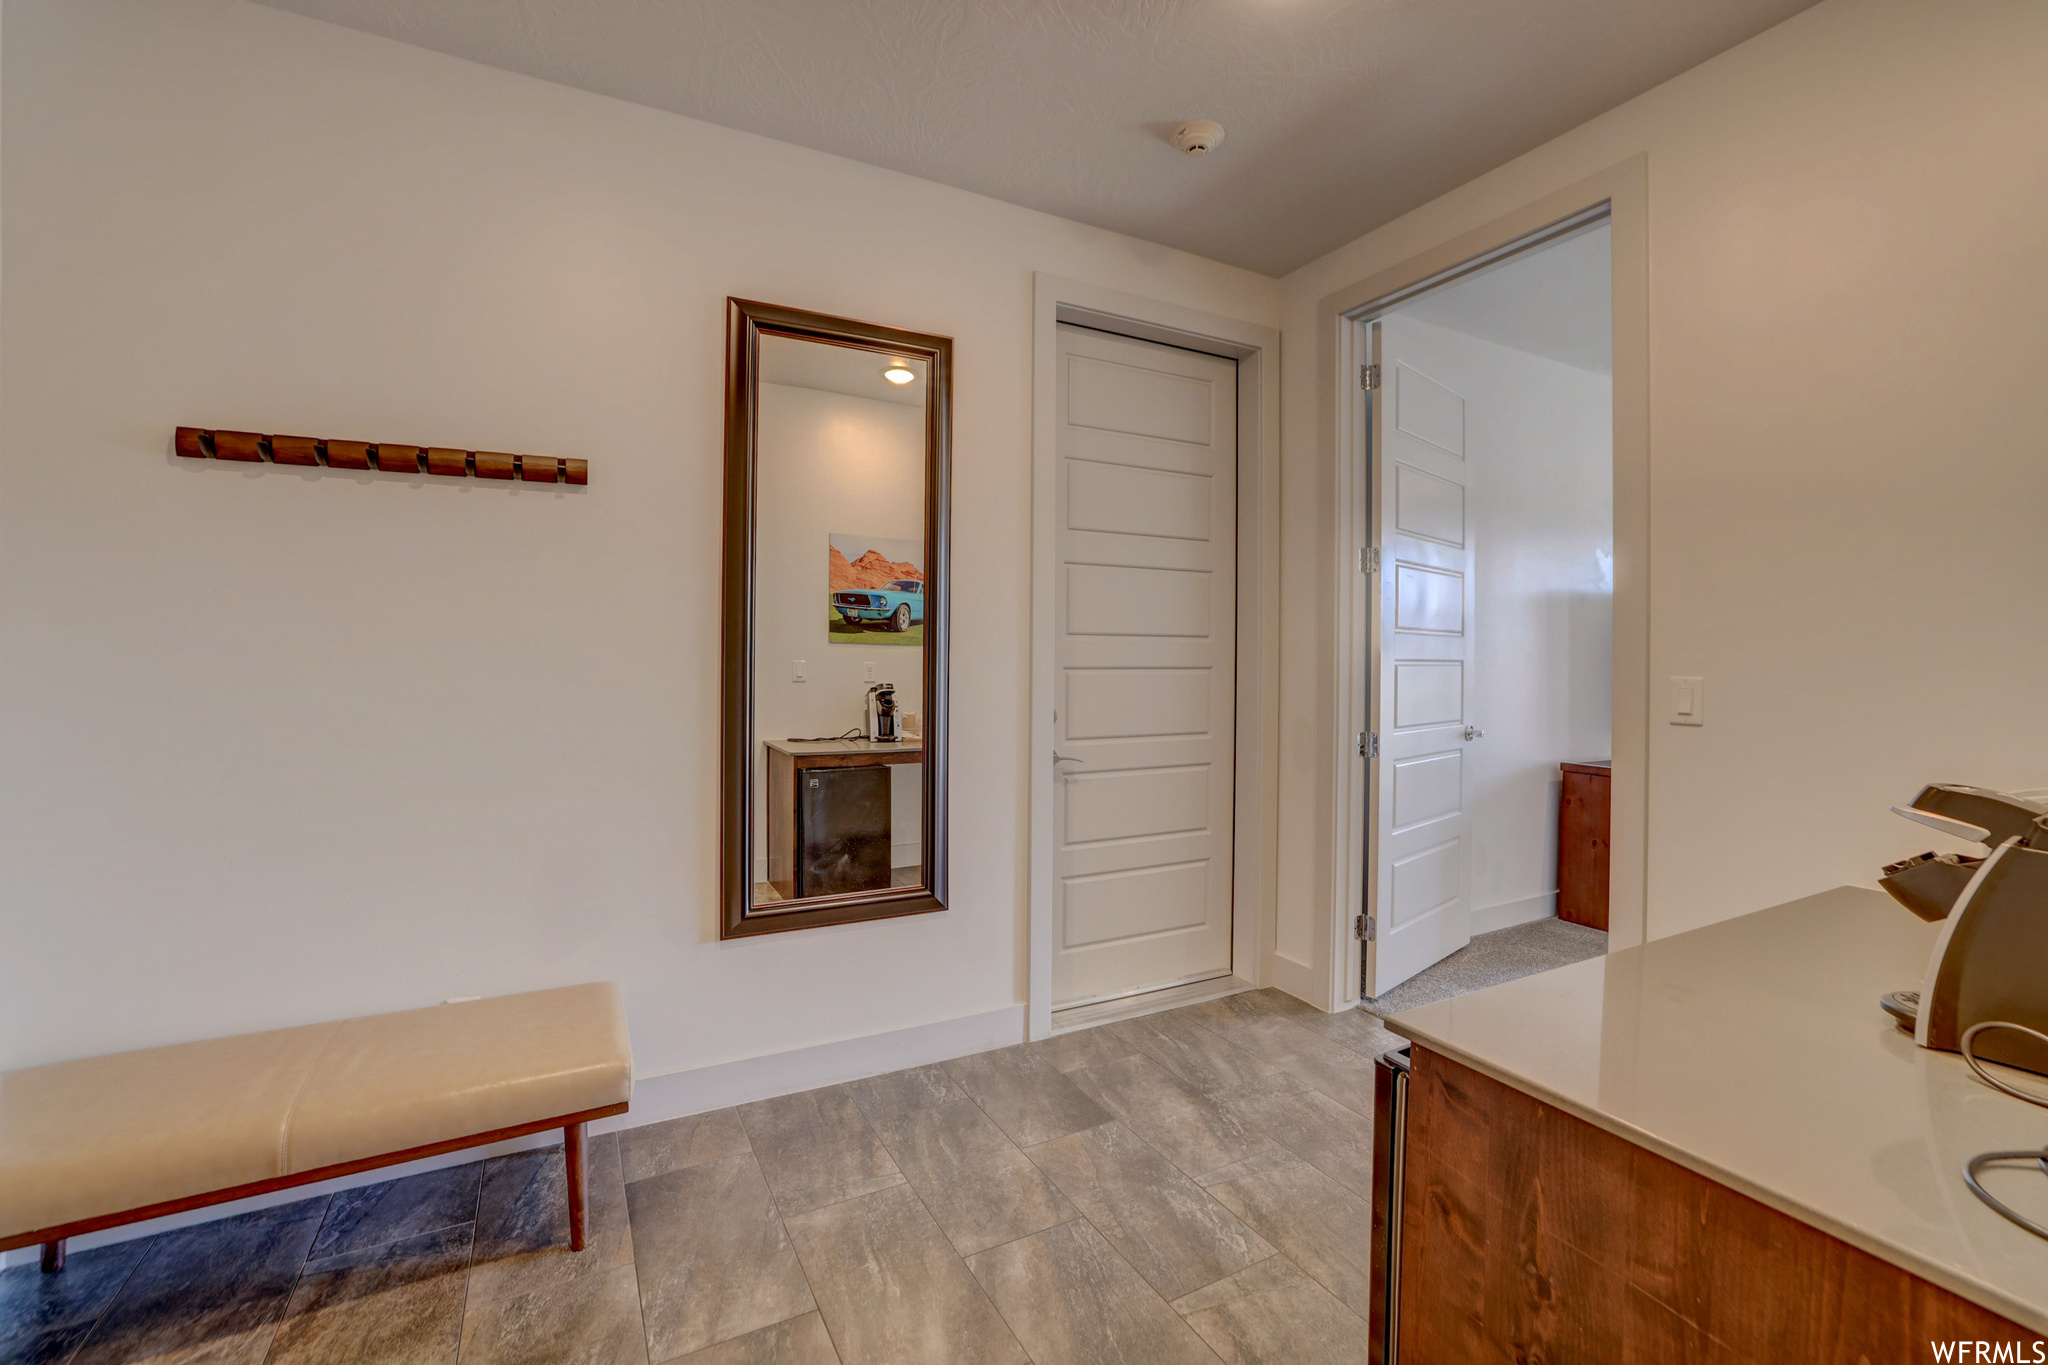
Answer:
[1318, 157, 1651, 1008]
[1028, 274, 1281, 1040]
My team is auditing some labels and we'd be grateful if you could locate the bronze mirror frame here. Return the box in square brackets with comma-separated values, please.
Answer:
[720, 299, 951, 938]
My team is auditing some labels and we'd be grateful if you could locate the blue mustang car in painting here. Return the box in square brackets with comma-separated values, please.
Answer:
[833, 580, 924, 632]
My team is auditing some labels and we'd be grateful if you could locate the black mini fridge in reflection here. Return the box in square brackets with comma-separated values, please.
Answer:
[796, 765, 892, 897]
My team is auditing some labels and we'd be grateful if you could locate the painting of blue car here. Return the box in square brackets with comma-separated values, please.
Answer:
[829, 532, 925, 644]
[833, 580, 924, 633]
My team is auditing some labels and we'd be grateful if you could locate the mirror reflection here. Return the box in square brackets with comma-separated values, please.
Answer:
[751, 333, 928, 906]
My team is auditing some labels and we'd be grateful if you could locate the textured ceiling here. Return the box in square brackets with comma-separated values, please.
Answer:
[252, 0, 1818, 276]
[1401, 224, 1612, 374]
[761, 334, 927, 406]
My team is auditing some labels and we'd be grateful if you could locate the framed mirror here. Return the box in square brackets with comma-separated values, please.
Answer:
[721, 300, 951, 937]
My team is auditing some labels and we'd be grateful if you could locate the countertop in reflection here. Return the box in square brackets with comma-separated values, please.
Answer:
[1386, 886, 2048, 1333]
[765, 737, 924, 760]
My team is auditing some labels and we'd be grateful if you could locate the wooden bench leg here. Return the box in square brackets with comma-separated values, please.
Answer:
[41, 1239, 66, 1274]
[564, 1122, 588, 1252]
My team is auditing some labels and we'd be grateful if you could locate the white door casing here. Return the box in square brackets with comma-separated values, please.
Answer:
[1053, 324, 1238, 1009]
[1320, 179, 1645, 1014]
[1366, 318, 1478, 997]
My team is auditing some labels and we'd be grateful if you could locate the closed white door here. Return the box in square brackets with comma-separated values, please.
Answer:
[1366, 317, 1479, 997]
[1053, 324, 1237, 1009]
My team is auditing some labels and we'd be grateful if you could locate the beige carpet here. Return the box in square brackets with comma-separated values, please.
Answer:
[1360, 916, 1607, 1017]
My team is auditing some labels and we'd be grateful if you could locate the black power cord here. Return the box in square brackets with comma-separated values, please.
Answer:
[1959, 1021, 2048, 1241]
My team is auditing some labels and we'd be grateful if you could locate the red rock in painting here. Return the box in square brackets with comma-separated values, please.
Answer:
[829, 545, 924, 591]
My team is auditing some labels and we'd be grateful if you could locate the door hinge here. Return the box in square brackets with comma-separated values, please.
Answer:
[1359, 546, 1380, 574]
[1356, 913, 1377, 941]
[1360, 363, 1381, 391]
[1356, 731, 1379, 758]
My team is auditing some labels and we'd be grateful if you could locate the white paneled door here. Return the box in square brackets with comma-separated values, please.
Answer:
[1366, 317, 1478, 997]
[1053, 324, 1237, 1009]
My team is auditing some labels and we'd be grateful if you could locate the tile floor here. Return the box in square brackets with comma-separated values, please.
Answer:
[0, 990, 1406, 1365]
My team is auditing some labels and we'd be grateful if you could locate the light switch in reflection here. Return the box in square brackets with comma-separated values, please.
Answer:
[793, 660, 807, 683]
[1670, 676, 1704, 726]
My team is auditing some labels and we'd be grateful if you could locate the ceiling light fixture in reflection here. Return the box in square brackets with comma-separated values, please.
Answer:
[883, 363, 916, 385]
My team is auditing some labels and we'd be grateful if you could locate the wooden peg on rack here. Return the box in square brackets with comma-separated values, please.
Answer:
[325, 440, 373, 470]
[269, 436, 321, 467]
[374, 443, 421, 475]
[212, 430, 265, 462]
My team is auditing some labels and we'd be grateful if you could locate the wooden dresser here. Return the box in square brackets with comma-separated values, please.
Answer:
[1558, 759, 1611, 929]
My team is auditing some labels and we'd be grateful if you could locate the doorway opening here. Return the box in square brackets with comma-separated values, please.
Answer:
[1351, 219, 1616, 1007]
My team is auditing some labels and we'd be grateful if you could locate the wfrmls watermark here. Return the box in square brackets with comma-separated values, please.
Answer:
[1929, 1343, 2048, 1362]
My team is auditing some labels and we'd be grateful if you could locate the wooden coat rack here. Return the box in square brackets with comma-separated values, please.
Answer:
[175, 427, 588, 484]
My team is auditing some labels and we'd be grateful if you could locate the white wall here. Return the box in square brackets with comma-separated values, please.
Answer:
[1277, 0, 2048, 948]
[1381, 315, 1613, 931]
[752, 381, 926, 877]
[0, 0, 1278, 1077]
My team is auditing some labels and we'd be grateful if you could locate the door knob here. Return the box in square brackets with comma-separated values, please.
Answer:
[1463, 726, 1485, 741]
[1053, 752, 1086, 766]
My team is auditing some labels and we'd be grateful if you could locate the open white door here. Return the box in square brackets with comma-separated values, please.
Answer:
[1365, 317, 1478, 997]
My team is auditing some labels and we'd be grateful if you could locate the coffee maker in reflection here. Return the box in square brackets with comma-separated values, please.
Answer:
[866, 683, 901, 742]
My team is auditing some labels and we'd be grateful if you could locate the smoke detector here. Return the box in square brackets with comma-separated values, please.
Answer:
[1173, 120, 1226, 157]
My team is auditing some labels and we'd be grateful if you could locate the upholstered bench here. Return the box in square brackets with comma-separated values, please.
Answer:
[0, 983, 632, 1273]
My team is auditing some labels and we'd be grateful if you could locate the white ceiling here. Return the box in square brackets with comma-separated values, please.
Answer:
[1399, 223, 1611, 374]
[252, 0, 1816, 276]
[760, 334, 927, 406]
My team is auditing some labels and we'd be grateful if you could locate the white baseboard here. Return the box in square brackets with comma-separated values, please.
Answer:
[0, 1002, 1025, 1269]
[1472, 891, 1558, 936]
[595, 1002, 1023, 1131]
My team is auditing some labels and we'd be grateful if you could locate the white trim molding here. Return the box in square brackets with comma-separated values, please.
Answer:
[613, 1004, 1023, 1125]
[1029, 273, 1284, 1039]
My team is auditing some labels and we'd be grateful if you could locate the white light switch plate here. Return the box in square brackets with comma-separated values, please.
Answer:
[864, 662, 876, 682]
[793, 660, 806, 683]
[1670, 675, 1705, 726]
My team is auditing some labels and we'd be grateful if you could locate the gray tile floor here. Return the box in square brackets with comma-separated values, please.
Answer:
[0, 990, 1406, 1365]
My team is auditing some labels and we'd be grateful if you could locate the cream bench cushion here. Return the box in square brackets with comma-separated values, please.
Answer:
[0, 983, 632, 1243]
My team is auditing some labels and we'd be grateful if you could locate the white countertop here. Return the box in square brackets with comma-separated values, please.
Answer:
[1386, 887, 2048, 1333]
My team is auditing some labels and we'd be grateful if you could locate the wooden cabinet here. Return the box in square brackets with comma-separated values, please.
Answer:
[1372, 1046, 2043, 1362]
[1559, 760, 1611, 930]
